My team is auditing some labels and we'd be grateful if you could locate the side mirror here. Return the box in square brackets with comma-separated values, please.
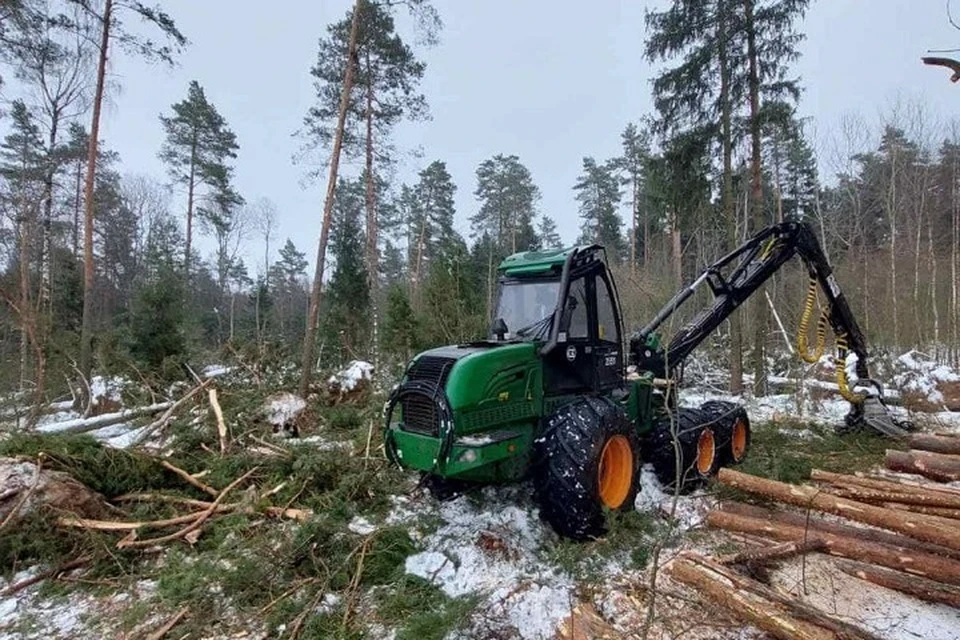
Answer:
[492, 317, 508, 341]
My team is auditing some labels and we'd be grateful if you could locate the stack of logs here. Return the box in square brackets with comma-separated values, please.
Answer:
[668, 431, 960, 640]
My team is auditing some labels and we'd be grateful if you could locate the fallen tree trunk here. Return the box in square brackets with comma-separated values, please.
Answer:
[835, 559, 960, 609]
[130, 379, 212, 447]
[907, 433, 960, 456]
[811, 469, 960, 501]
[716, 468, 960, 552]
[721, 502, 960, 561]
[34, 402, 171, 436]
[823, 486, 960, 510]
[885, 449, 960, 482]
[668, 553, 879, 640]
[881, 502, 960, 521]
[708, 508, 960, 585]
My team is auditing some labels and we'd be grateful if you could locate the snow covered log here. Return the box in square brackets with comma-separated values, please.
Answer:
[835, 559, 960, 609]
[906, 433, 960, 455]
[716, 468, 960, 552]
[885, 449, 960, 483]
[36, 402, 172, 435]
[668, 553, 879, 640]
[708, 505, 960, 585]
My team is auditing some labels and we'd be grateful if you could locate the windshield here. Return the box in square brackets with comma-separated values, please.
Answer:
[493, 279, 560, 339]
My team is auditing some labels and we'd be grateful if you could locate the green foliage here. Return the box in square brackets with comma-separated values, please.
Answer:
[129, 264, 187, 370]
[328, 405, 364, 431]
[574, 156, 626, 262]
[0, 433, 174, 498]
[382, 284, 418, 370]
[378, 576, 477, 640]
[323, 177, 371, 365]
[471, 154, 540, 257]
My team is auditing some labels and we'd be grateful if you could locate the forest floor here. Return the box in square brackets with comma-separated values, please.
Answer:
[1, 351, 960, 639]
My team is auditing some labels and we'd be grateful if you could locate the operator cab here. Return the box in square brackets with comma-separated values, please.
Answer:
[492, 245, 625, 396]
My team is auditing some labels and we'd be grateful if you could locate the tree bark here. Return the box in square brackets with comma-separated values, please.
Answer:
[184, 134, 197, 276]
[363, 47, 379, 368]
[720, 501, 960, 561]
[299, 0, 362, 397]
[888, 145, 899, 350]
[906, 433, 960, 456]
[744, 0, 768, 396]
[835, 559, 960, 609]
[708, 507, 960, 585]
[810, 468, 960, 507]
[716, 468, 960, 551]
[668, 554, 865, 640]
[79, 0, 113, 381]
[885, 449, 960, 483]
[881, 501, 960, 521]
[719, 6, 742, 395]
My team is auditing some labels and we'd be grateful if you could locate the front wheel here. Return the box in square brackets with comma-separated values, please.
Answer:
[533, 397, 641, 541]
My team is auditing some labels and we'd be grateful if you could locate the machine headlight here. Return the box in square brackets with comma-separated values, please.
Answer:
[459, 449, 478, 463]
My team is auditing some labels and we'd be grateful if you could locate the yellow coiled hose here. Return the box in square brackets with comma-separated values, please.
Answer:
[795, 277, 865, 403]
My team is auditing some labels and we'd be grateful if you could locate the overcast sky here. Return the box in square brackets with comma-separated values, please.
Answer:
[95, 0, 960, 273]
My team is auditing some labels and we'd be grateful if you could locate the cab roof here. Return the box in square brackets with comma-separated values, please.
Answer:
[497, 245, 602, 277]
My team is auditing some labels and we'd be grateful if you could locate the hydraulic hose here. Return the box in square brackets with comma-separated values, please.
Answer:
[796, 276, 828, 364]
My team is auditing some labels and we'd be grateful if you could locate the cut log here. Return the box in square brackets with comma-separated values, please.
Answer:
[707, 508, 960, 586]
[716, 468, 960, 552]
[721, 502, 960, 561]
[823, 486, 960, 510]
[881, 501, 960, 521]
[885, 449, 960, 482]
[907, 433, 960, 456]
[811, 469, 960, 500]
[556, 602, 620, 640]
[34, 402, 171, 435]
[718, 539, 827, 568]
[835, 559, 960, 609]
[208, 388, 228, 455]
[667, 557, 837, 640]
[669, 553, 881, 640]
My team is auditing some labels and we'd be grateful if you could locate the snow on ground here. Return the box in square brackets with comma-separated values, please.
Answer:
[260, 392, 306, 428]
[328, 360, 374, 392]
[397, 485, 577, 640]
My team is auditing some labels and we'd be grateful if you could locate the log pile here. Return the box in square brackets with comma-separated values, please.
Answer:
[667, 431, 960, 639]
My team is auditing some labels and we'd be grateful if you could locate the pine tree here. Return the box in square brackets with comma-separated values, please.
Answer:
[408, 159, 456, 297]
[573, 157, 626, 262]
[536, 216, 563, 250]
[616, 122, 654, 272]
[159, 80, 239, 277]
[471, 154, 540, 314]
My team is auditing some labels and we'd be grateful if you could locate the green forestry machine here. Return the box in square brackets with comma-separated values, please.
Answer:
[383, 220, 912, 540]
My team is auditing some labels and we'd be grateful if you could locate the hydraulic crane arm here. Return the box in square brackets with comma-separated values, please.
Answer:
[629, 220, 912, 437]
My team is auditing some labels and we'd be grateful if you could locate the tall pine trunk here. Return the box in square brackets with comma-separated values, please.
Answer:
[73, 156, 82, 256]
[79, 0, 112, 382]
[299, 0, 362, 397]
[719, 5, 742, 394]
[364, 55, 379, 368]
[185, 135, 197, 275]
[18, 196, 32, 393]
[888, 146, 899, 350]
[41, 113, 59, 326]
[745, 0, 768, 396]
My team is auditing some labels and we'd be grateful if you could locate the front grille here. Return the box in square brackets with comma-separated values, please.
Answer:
[401, 393, 441, 436]
[407, 356, 457, 387]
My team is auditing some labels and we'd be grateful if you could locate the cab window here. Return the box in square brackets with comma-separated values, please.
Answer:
[596, 275, 619, 343]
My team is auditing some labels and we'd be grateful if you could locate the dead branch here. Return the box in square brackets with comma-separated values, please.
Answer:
[130, 378, 213, 447]
[144, 606, 189, 640]
[0, 555, 90, 597]
[117, 467, 258, 549]
[208, 388, 228, 455]
[159, 460, 218, 498]
[717, 538, 826, 568]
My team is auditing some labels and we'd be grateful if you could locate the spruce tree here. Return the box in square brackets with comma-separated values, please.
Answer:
[573, 157, 626, 262]
[616, 122, 654, 272]
[408, 159, 456, 296]
[536, 216, 563, 250]
[324, 177, 370, 365]
[159, 80, 239, 277]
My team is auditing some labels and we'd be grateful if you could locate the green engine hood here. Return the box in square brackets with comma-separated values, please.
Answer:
[413, 341, 541, 430]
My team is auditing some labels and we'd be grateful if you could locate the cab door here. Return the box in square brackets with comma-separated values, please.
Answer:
[592, 271, 624, 391]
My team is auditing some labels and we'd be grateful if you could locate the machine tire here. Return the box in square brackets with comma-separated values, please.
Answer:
[698, 400, 751, 467]
[533, 397, 640, 541]
[644, 408, 720, 494]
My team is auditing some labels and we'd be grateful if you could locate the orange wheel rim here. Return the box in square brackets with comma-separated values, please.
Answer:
[731, 420, 748, 462]
[696, 429, 716, 476]
[598, 435, 633, 508]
